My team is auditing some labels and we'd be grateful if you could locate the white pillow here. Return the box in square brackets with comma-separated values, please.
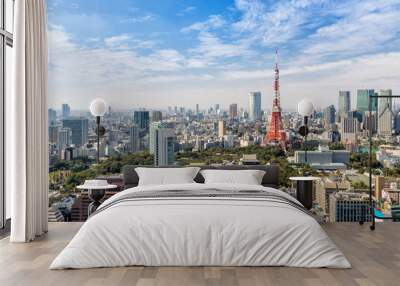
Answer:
[135, 167, 200, 186]
[200, 169, 265, 185]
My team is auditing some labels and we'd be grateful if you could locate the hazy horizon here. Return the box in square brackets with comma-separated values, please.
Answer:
[47, 0, 400, 110]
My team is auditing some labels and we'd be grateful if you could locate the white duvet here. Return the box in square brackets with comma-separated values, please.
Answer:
[50, 183, 351, 269]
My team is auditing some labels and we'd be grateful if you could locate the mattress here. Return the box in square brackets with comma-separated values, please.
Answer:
[50, 183, 351, 269]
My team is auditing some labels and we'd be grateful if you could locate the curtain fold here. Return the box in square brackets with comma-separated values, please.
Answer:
[10, 0, 49, 242]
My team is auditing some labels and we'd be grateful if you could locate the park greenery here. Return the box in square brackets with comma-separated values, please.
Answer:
[49, 151, 153, 194]
[49, 146, 305, 199]
[49, 143, 399, 206]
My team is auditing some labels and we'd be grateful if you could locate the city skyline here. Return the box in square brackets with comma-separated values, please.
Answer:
[48, 88, 400, 114]
[47, 0, 400, 109]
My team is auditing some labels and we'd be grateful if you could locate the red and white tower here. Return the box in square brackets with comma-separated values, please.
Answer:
[263, 49, 286, 146]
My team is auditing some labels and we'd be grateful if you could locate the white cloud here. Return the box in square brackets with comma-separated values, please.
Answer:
[301, 1, 400, 60]
[48, 1, 400, 110]
[48, 25, 187, 87]
[233, 0, 324, 46]
[120, 14, 153, 24]
[104, 34, 131, 47]
[181, 14, 252, 65]
[177, 6, 196, 16]
[181, 15, 226, 33]
[189, 32, 250, 59]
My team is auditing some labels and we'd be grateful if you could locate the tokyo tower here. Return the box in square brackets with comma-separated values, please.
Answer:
[263, 49, 286, 146]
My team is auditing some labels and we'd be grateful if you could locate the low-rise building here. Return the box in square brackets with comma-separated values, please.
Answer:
[294, 145, 350, 170]
[329, 192, 374, 222]
[376, 145, 400, 167]
[315, 178, 351, 217]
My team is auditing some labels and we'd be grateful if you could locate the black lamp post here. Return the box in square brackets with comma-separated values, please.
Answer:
[90, 99, 107, 164]
[298, 99, 314, 164]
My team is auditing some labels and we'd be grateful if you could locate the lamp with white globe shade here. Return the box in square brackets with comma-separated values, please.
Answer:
[89, 99, 107, 164]
[297, 99, 314, 117]
[90, 98, 107, 117]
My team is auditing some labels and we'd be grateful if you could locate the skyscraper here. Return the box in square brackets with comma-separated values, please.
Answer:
[338, 91, 350, 113]
[229, 103, 238, 119]
[149, 122, 176, 166]
[357, 89, 377, 112]
[57, 127, 72, 150]
[62, 104, 71, 118]
[324, 105, 336, 128]
[196, 104, 199, 115]
[129, 125, 140, 153]
[363, 111, 377, 134]
[62, 117, 88, 146]
[394, 113, 400, 134]
[340, 112, 360, 143]
[48, 108, 57, 125]
[152, 111, 163, 122]
[49, 125, 59, 144]
[133, 110, 150, 130]
[378, 89, 393, 136]
[218, 120, 225, 138]
[248, 92, 261, 121]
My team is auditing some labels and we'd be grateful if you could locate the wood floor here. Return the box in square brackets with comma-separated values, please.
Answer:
[0, 222, 399, 286]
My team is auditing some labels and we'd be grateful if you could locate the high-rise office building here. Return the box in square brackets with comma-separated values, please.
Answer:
[196, 104, 199, 115]
[57, 127, 72, 150]
[149, 122, 176, 166]
[340, 112, 360, 143]
[129, 125, 140, 153]
[229, 103, 238, 119]
[363, 111, 377, 134]
[357, 89, 377, 112]
[338, 91, 350, 113]
[133, 110, 150, 130]
[152, 111, 163, 122]
[394, 113, 400, 134]
[378, 89, 393, 136]
[223, 135, 235, 148]
[49, 125, 59, 144]
[218, 120, 225, 138]
[62, 117, 88, 146]
[48, 108, 57, 125]
[62, 104, 71, 118]
[248, 92, 262, 121]
[324, 105, 336, 128]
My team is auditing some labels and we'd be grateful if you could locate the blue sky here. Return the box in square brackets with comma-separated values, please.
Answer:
[47, 0, 400, 111]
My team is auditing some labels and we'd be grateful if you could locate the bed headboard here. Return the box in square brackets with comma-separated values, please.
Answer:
[122, 165, 280, 189]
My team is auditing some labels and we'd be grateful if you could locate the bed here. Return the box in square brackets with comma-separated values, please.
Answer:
[50, 166, 351, 269]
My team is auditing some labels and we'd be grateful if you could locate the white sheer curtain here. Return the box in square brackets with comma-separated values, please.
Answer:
[9, 0, 48, 242]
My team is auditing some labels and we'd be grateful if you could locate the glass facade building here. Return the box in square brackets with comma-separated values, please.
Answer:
[133, 110, 150, 131]
[149, 122, 176, 166]
[248, 92, 262, 121]
[357, 89, 377, 112]
[62, 117, 88, 146]
[338, 91, 350, 113]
